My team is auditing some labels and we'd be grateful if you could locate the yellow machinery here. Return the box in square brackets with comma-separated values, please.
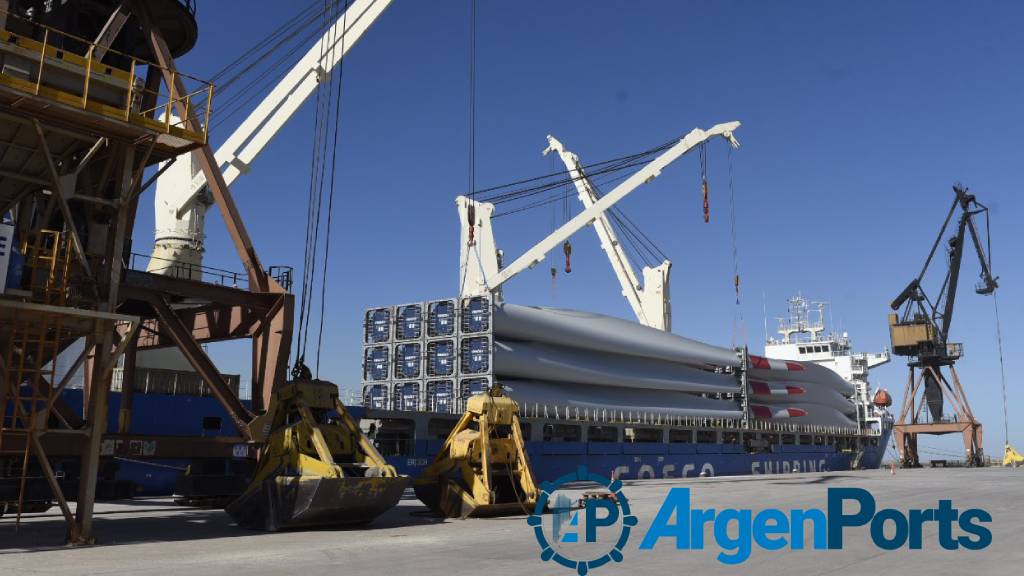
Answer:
[225, 379, 408, 531]
[414, 386, 538, 518]
[1004, 445, 1024, 467]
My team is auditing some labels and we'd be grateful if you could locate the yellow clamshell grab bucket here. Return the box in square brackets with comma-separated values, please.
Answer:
[414, 385, 538, 518]
[1004, 444, 1024, 467]
[226, 379, 409, 531]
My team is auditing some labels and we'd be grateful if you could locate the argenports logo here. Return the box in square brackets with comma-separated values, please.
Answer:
[640, 487, 992, 564]
[528, 466, 638, 575]
[529, 482, 993, 572]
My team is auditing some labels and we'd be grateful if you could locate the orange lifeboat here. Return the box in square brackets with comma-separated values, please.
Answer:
[873, 389, 893, 407]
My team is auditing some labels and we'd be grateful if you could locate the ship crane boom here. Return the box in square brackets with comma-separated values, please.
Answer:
[149, 0, 392, 275]
[543, 135, 672, 331]
[178, 0, 391, 216]
[459, 121, 740, 300]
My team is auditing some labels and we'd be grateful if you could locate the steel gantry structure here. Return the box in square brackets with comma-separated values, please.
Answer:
[0, 0, 339, 542]
[888, 183, 998, 467]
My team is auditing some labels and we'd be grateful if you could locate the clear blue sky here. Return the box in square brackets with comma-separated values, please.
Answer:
[132, 1, 1023, 458]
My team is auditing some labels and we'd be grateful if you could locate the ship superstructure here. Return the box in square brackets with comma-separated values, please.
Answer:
[765, 295, 892, 439]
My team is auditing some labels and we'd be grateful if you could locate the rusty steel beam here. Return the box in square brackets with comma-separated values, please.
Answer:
[145, 294, 254, 437]
[133, 0, 269, 292]
[92, 2, 130, 63]
[251, 292, 293, 411]
[122, 270, 278, 310]
[129, 305, 262, 349]
[118, 332, 138, 433]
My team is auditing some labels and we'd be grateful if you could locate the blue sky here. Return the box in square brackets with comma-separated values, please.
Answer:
[133, 1, 1022, 458]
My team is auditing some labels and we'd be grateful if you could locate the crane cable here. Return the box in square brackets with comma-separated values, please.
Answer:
[994, 292, 1009, 448]
[211, 0, 342, 130]
[294, 0, 339, 377]
[467, 0, 477, 242]
[314, 0, 350, 375]
[459, 0, 480, 297]
[728, 144, 745, 347]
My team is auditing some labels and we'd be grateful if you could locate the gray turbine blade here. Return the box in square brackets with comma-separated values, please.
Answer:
[494, 340, 739, 394]
[494, 304, 740, 368]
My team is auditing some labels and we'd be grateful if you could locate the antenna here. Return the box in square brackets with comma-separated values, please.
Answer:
[761, 290, 768, 345]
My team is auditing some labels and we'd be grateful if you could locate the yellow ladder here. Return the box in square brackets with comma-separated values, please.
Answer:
[1, 230, 70, 527]
[22, 229, 72, 305]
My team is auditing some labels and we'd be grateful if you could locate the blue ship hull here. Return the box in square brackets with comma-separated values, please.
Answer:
[51, 390, 890, 496]
[385, 434, 890, 483]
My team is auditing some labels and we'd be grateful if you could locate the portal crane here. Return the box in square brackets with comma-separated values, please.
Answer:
[148, 0, 392, 276]
[888, 183, 998, 467]
[458, 122, 740, 304]
[542, 135, 672, 331]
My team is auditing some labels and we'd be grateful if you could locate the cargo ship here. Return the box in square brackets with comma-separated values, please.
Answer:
[359, 294, 894, 481]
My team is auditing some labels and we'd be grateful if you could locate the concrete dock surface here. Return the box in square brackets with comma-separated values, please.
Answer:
[1, 467, 1021, 575]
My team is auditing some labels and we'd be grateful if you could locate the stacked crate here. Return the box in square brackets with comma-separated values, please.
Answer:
[360, 296, 493, 414]
[456, 295, 492, 412]
[424, 298, 458, 413]
[361, 306, 393, 409]
[392, 302, 425, 411]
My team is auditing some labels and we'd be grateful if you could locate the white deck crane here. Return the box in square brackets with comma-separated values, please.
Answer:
[148, 0, 393, 277]
[543, 135, 672, 331]
[458, 121, 740, 310]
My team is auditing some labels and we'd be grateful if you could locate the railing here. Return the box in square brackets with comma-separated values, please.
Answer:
[126, 252, 294, 293]
[946, 342, 964, 360]
[0, 7, 213, 144]
[515, 402, 868, 437]
[363, 397, 874, 438]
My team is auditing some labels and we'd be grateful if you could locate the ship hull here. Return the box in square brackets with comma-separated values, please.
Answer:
[385, 427, 892, 482]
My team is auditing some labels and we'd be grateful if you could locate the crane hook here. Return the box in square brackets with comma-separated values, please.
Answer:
[467, 203, 476, 246]
[563, 240, 572, 274]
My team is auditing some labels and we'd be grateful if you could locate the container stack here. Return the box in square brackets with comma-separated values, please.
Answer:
[361, 296, 493, 413]
[361, 306, 393, 409]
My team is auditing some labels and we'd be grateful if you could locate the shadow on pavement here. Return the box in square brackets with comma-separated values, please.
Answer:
[0, 498, 444, 553]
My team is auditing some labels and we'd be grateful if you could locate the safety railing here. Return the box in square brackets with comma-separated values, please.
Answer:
[363, 395, 872, 439]
[126, 252, 294, 293]
[0, 8, 213, 144]
[516, 402, 866, 438]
